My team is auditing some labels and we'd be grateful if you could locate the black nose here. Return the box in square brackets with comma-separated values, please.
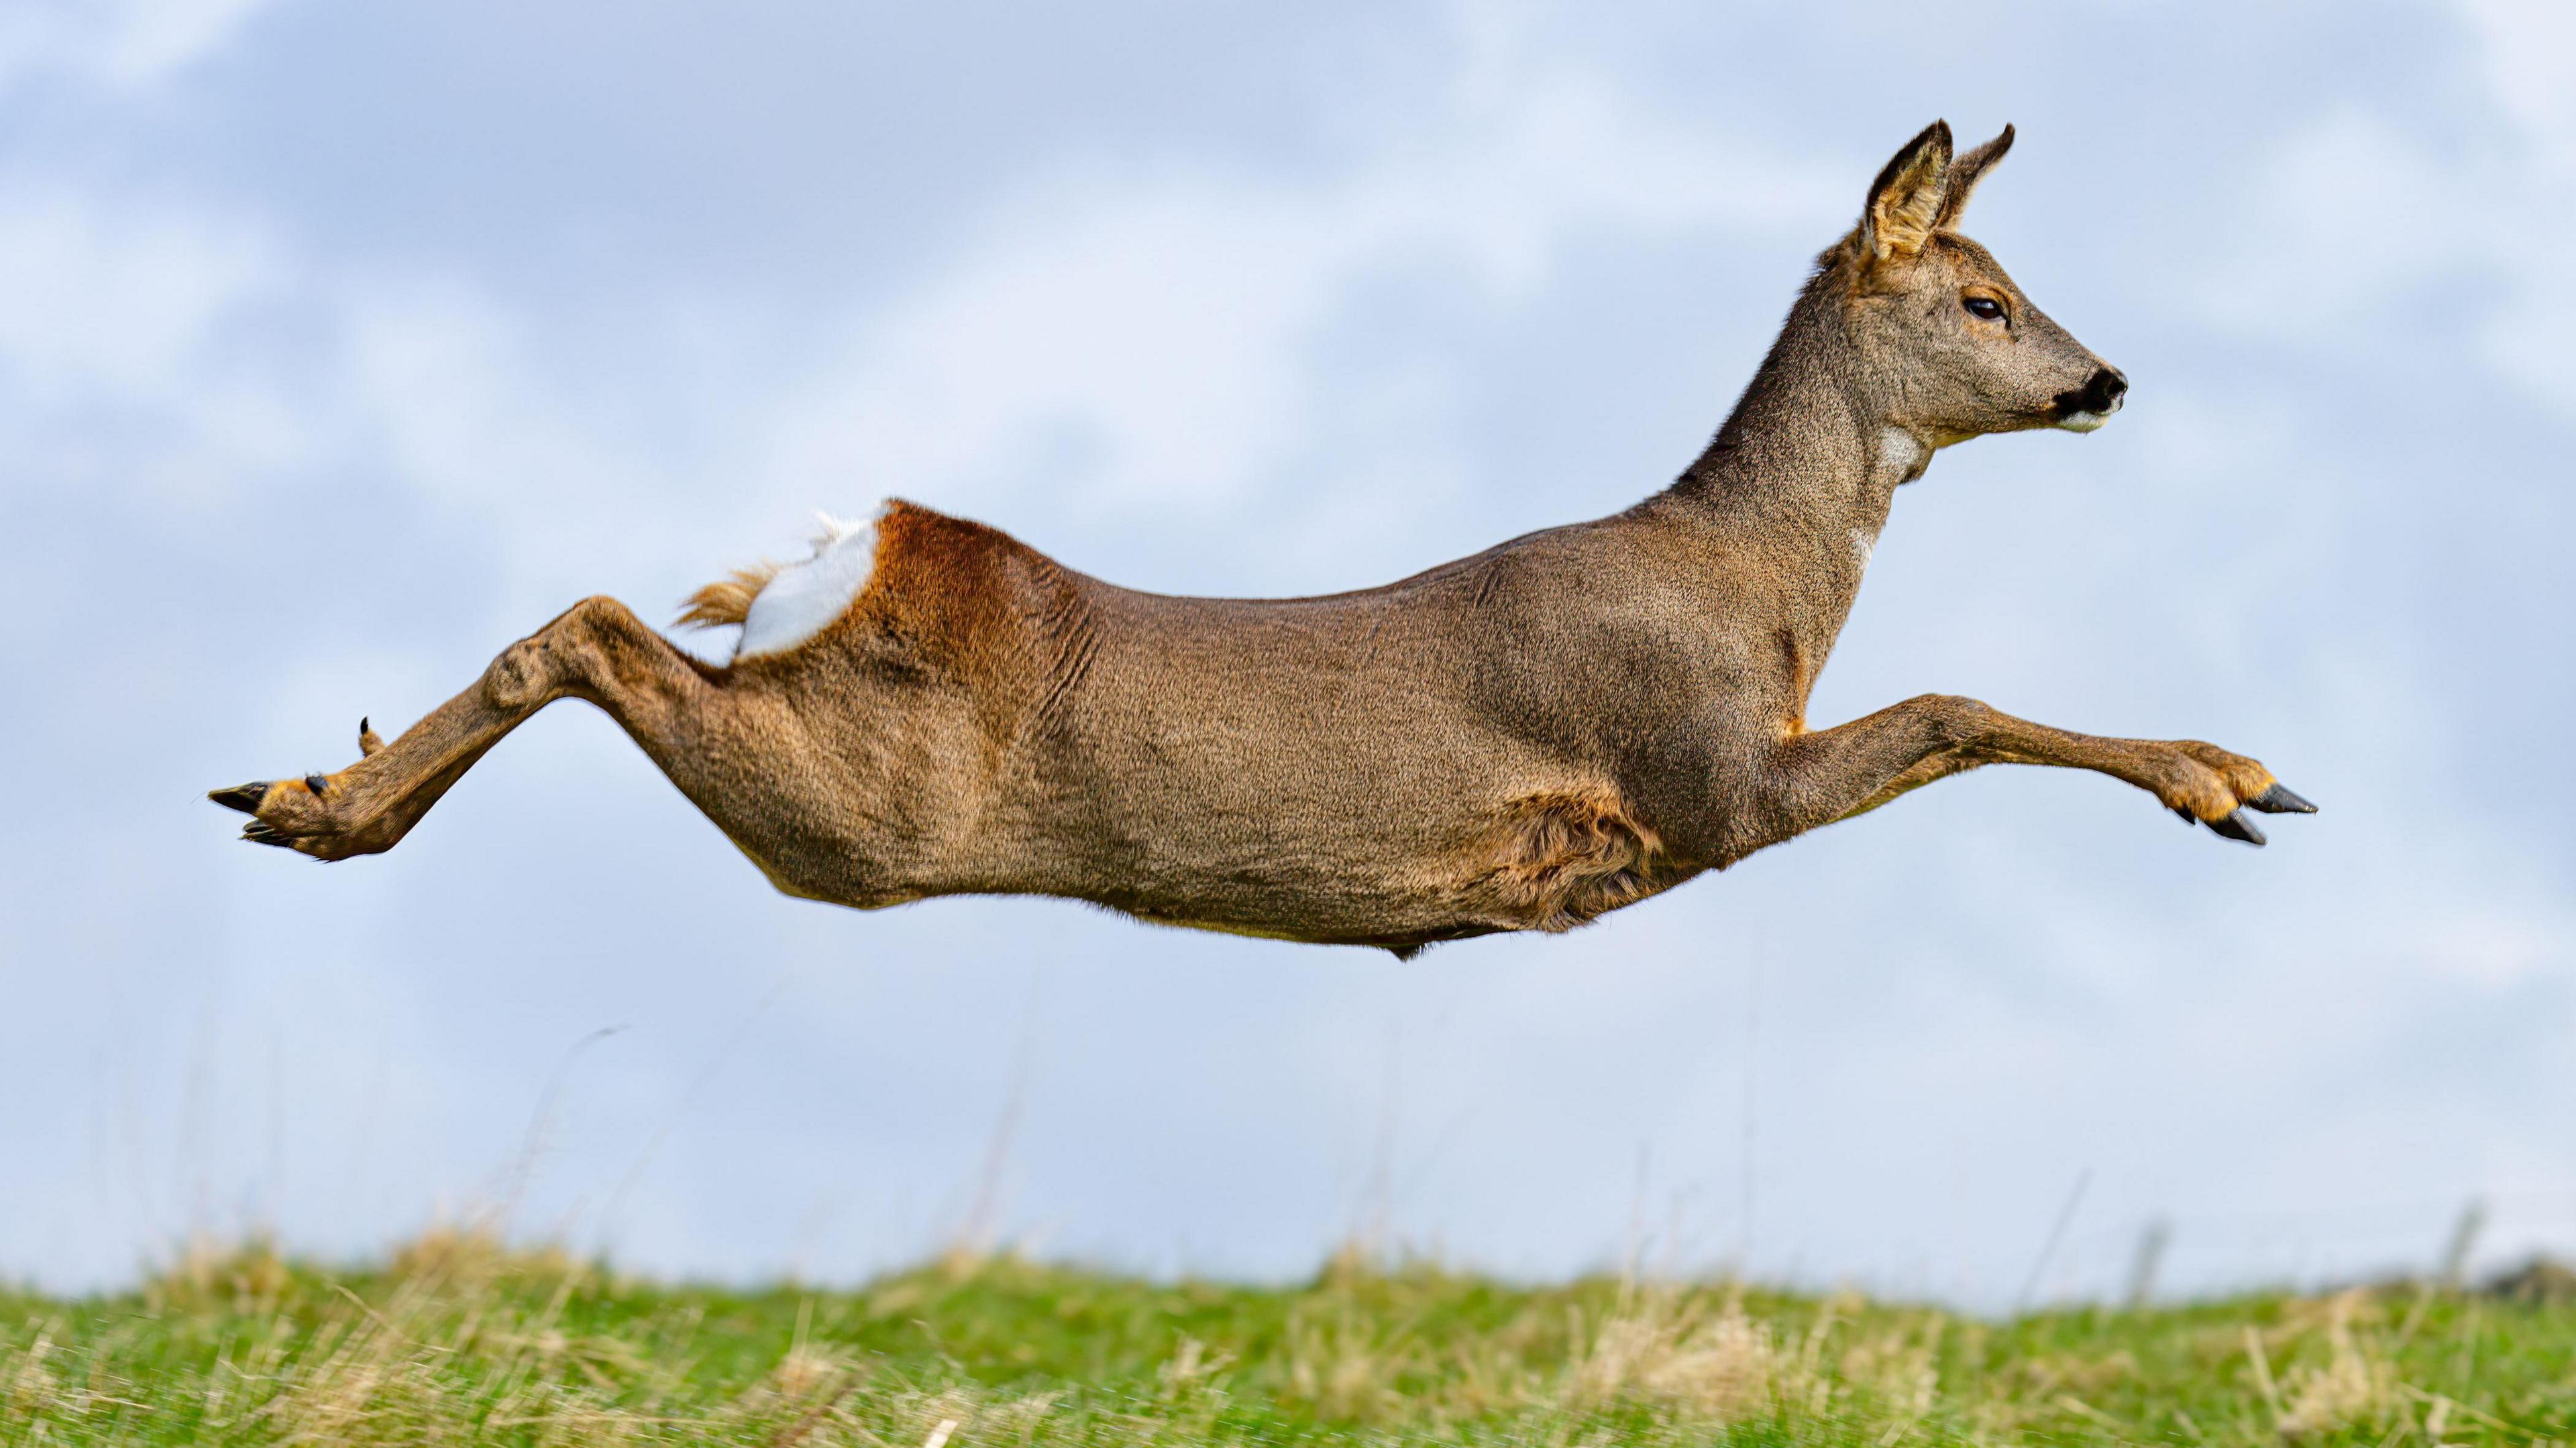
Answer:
[2082, 366, 2127, 411]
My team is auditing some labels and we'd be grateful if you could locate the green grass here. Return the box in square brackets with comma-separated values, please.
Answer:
[4, 1231, 2571, 1445]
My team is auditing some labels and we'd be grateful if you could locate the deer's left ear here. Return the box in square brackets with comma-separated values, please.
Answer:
[1931, 124, 2013, 231]
[1859, 120, 1953, 265]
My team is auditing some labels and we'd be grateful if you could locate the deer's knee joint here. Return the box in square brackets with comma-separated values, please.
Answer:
[483, 638, 556, 710]
[487, 597, 655, 709]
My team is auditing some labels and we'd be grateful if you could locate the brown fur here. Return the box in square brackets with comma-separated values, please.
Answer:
[213, 122, 2310, 955]
[1466, 789, 1664, 934]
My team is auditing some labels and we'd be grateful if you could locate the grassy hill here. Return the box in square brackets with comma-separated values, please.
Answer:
[4, 1232, 2570, 1445]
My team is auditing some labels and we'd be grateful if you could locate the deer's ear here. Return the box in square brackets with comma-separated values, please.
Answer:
[1858, 120, 1953, 265]
[1931, 124, 2012, 231]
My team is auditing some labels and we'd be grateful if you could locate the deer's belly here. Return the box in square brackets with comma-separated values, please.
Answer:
[1038, 773, 1683, 946]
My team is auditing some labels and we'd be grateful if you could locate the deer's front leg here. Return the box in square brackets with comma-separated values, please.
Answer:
[1763, 694, 2316, 846]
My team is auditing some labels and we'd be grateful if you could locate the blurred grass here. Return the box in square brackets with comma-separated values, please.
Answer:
[4, 1231, 2572, 1445]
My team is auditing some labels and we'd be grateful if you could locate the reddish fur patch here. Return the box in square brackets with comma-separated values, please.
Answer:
[841, 501, 1092, 758]
[863, 502, 1020, 657]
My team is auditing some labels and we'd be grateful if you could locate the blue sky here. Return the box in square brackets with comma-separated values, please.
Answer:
[3, 0, 2572, 1306]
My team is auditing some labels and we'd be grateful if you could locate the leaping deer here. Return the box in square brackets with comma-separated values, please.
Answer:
[212, 122, 2312, 956]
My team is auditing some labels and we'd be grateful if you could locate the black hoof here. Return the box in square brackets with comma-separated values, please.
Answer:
[304, 773, 331, 796]
[2249, 783, 2317, 815]
[2171, 805, 2196, 826]
[2204, 810, 2267, 846]
[209, 782, 270, 815]
[241, 821, 295, 848]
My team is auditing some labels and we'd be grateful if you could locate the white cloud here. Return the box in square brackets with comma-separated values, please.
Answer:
[0, 5, 1852, 618]
[0, 192, 319, 513]
[2200, 109, 2493, 337]
[0, 194, 277, 395]
[0, 0, 276, 93]
[2453, 0, 2576, 166]
[2448, 0, 2576, 409]
[759, 44, 1838, 550]
[1, 29, 1832, 625]
[2199, 9, 2576, 414]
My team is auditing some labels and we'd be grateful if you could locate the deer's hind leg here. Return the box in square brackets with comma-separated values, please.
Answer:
[211, 596, 720, 860]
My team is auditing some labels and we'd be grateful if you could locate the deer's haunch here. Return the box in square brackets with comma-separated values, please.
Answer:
[211, 121, 2314, 957]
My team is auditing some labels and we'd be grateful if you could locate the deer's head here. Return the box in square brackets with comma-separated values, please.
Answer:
[1839, 121, 2125, 444]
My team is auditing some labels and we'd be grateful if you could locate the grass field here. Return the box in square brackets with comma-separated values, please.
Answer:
[5, 1232, 2571, 1445]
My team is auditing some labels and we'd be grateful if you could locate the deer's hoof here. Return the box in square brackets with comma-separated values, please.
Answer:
[210, 771, 367, 858]
[2204, 809, 2267, 846]
[2249, 783, 2317, 814]
[209, 781, 270, 815]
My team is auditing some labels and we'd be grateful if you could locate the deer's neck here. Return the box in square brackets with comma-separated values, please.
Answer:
[1658, 275, 1925, 671]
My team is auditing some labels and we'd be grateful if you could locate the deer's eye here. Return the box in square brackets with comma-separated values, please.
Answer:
[1963, 295, 2005, 322]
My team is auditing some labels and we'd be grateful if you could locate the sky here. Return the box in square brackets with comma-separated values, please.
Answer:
[3, 0, 2573, 1308]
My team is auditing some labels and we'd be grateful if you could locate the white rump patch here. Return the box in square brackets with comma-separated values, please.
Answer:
[2053, 410, 2112, 433]
[735, 510, 881, 661]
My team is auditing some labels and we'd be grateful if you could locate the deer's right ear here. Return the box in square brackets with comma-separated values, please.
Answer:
[1858, 121, 1953, 267]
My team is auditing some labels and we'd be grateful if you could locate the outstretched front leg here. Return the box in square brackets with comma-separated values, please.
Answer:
[1762, 694, 2316, 846]
[210, 596, 718, 859]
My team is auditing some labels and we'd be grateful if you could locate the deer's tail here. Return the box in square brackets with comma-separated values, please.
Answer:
[675, 509, 883, 659]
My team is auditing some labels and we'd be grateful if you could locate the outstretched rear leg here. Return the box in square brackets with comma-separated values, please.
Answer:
[210, 596, 718, 859]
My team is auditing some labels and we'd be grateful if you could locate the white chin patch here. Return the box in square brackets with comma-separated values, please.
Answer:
[2053, 409, 2112, 433]
[736, 510, 881, 661]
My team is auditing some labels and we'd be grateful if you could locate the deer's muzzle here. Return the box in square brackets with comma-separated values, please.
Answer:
[2051, 366, 2128, 431]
